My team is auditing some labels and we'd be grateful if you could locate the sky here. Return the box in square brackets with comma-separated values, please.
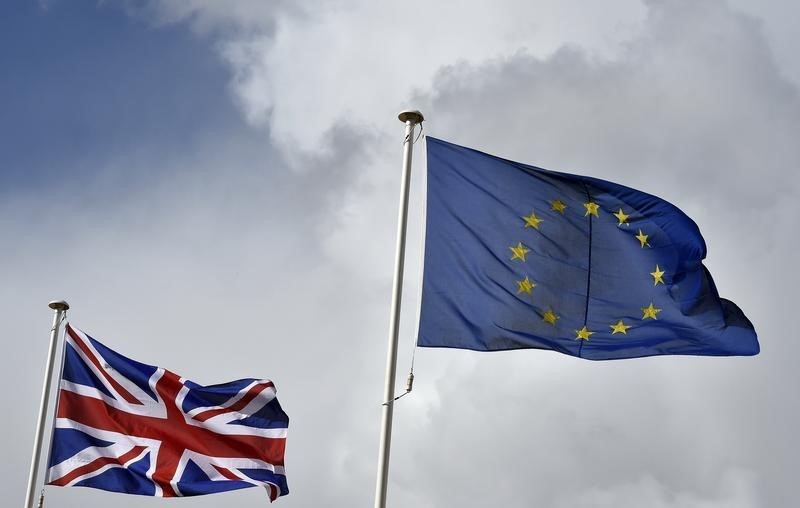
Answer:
[2, 0, 798, 506]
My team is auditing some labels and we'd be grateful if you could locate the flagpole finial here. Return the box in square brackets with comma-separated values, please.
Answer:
[48, 301, 69, 311]
[398, 110, 424, 124]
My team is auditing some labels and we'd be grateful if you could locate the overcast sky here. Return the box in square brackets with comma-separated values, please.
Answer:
[2, 1, 798, 506]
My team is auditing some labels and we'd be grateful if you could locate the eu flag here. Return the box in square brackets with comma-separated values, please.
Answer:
[417, 137, 759, 360]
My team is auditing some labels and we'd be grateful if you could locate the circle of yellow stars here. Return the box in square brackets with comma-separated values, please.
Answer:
[507, 196, 668, 343]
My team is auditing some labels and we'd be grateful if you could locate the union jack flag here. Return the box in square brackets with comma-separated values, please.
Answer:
[47, 324, 289, 500]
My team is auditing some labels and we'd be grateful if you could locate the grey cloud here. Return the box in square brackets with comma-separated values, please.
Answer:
[7, 1, 799, 507]
[3, 118, 392, 507]
[420, 1, 800, 206]
[395, 1, 798, 506]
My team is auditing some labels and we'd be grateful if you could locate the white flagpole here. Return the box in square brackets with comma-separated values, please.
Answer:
[24, 300, 69, 508]
[374, 110, 424, 508]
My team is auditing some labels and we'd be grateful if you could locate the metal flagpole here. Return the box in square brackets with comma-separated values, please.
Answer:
[374, 110, 424, 508]
[25, 300, 69, 508]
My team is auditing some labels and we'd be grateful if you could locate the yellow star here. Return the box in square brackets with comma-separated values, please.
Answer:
[522, 211, 544, 229]
[509, 242, 530, 262]
[550, 198, 567, 214]
[575, 326, 594, 341]
[650, 264, 666, 286]
[641, 303, 662, 320]
[635, 229, 650, 248]
[542, 309, 559, 325]
[613, 208, 630, 226]
[516, 276, 536, 295]
[610, 320, 633, 334]
[583, 201, 600, 218]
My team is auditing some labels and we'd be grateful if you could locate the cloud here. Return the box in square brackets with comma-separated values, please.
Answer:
[2, 123, 388, 506]
[131, 0, 645, 153]
[7, 1, 799, 507]
[120, 0, 298, 34]
[552, 468, 760, 508]
[418, 4, 800, 204]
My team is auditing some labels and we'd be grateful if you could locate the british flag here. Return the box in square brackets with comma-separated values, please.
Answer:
[47, 324, 289, 500]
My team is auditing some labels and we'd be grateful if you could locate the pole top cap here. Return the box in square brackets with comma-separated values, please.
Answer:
[398, 110, 424, 124]
[48, 300, 70, 311]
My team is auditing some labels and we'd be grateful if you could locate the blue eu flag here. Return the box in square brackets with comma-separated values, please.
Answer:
[417, 137, 759, 360]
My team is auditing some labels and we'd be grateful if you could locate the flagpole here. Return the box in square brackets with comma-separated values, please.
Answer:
[374, 110, 424, 508]
[25, 300, 69, 508]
